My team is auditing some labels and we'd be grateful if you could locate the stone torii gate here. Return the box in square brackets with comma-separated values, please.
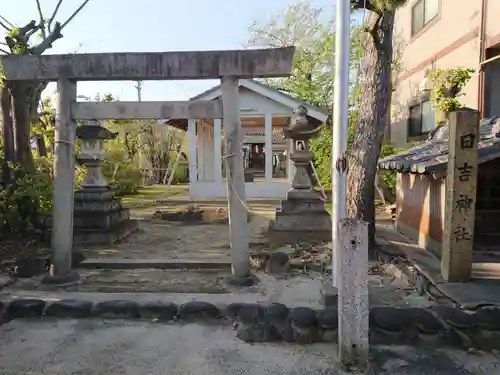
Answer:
[1, 47, 295, 285]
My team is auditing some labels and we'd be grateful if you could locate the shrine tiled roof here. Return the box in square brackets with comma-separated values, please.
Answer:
[378, 117, 500, 175]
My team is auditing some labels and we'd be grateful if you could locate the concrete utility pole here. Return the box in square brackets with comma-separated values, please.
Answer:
[135, 80, 143, 102]
[331, 0, 350, 288]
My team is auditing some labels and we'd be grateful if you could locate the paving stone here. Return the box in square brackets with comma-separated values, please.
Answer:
[289, 307, 317, 328]
[434, 306, 476, 329]
[316, 308, 338, 329]
[320, 282, 337, 308]
[177, 301, 220, 320]
[140, 302, 178, 321]
[235, 303, 265, 324]
[406, 308, 444, 334]
[370, 307, 411, 332]
[0, 301, 7, 323]
[265, 252, 290, 274]
[474, 307, 500, 331]
[224, 303, 255, 319]
[45, 299, 93, 318]
[93, 300, 140, 318]
[264, 303, 289, 321]
[8, 299, 46, 319]
[264, 303, 293, 342]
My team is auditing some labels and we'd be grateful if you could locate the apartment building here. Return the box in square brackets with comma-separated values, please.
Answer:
[390, 0, 500, 147]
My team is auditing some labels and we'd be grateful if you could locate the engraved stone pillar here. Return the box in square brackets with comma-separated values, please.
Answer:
[268, 105, 331, 245]
[441, 108, 479, 282]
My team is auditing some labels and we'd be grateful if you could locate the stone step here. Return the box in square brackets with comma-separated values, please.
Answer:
[79, 259, 232, 270]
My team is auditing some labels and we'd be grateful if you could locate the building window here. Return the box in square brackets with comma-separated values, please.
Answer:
[411, 0, 439, 36]
[408, 100, 436, 138]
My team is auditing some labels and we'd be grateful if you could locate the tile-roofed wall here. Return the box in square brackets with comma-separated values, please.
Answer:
[379, 117, 500, 175]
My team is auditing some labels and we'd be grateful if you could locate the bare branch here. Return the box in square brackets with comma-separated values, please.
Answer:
[19, 20, 37, 36]
[61, 0, 92, 30]
[47, 0, 63, 32]
[29, 22, 63, 55]
[26, 25, 43, 40]
[0, 19, 10, 32]
[35, 0, 47, 39]
[0, 14, 15, 28]
[0, 48, 10, 54]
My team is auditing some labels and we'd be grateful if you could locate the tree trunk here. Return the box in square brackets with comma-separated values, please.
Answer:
[347, 11, 395, 248]
[35, 135, 48, 157]
[30, 86, 48, 157]
[11, 83, 34, 169]
[1, 86, 15, 162]
[1, 86, 15, 184]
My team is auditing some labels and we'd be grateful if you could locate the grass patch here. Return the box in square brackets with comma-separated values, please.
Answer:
[121, 184, 187, 209]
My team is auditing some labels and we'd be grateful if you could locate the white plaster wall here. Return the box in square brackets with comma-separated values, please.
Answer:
[190, 181, 291, 199]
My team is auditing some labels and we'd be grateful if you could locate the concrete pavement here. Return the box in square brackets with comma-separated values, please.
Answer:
[0, 319, 499, 374]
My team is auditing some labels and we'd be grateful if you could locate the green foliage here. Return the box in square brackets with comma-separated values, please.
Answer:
[309, 104, 359, 189]
[378, 143, 407, 192]
[249, 0, 365, 187]
[101, 145, 142, 195]
[0, 162, 52, 235]
[429, 67, 475, 115]
[371, 0, 408, 11]
[309, 124, 332, 188]
[248, 0, 362, 108]
[6, 27, 29, 54]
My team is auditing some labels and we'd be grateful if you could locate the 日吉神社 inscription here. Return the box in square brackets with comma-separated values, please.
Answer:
[441, 108, 479, 282]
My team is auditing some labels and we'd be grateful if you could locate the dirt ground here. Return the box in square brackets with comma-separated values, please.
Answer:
[78, 203, 274, 261]
[2, 199, 434, 310]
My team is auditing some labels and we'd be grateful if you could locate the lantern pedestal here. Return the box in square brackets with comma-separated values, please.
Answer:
[268, 106, 331, 245]
[72, 187, 139, 246]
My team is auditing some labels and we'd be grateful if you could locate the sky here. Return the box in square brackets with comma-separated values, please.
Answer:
[1, 0, 345, 103]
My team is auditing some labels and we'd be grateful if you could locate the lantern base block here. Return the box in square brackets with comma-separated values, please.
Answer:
[45, 187, 139, 246]
[267, 190, 332, 246]
[72, 187, 139, 246]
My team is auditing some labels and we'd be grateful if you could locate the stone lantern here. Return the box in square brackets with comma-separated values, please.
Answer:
[72, 120, 138, 246]
[268, 105, 331, 245]
[77, 119, 115, 188]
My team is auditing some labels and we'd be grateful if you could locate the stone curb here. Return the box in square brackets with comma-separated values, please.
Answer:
[2, 298, 500, 350]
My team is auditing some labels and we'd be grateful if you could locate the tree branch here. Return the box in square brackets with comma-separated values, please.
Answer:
[35, 0, 47, 39]
[0, 19, 10, 32]
[47, 0, 64, 32]
[367, 13, 382, 46]
[0, 48, 10, 54]
[25, 25, 42, 40]
[19, 20, 37, 36]
[60, 0, 92, 30]
[350, 0, 382, 15]
[0, 14, 14, 28]
[29, 22, 63, 55]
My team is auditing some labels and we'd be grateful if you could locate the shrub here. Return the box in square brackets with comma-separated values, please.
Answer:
[0, 163, 52, 235]
[101, 149, 142, 195]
